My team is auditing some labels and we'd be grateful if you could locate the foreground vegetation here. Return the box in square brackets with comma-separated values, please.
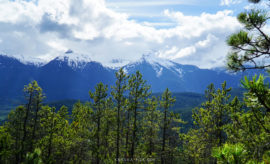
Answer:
[0, 68, 270, 163]
[0, 69, 185, 163]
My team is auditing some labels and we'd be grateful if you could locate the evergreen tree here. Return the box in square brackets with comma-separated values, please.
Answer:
[140, 96, 161, 158]
[101, 97, 116, 163]
[0, 126, 13, 163]
[23, 148, 42, 164]
[220, 0, 270, 161]
[111, 68, 129, 163]
[128, 71, 151, 159]
[89, 83, 108, 164]
[184, 82, 232, 163]
[160, 88, 175, 163]
[226, 0, 270, 71]
[71, 101, 93, 163]
[223, 75, 270, 161]
[5, 106, 25, 162]
[5, 81, 45, 163]
[160, 88, 184, 163]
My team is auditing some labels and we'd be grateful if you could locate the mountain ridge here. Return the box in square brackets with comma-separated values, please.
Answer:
[0, 53, 266, 101]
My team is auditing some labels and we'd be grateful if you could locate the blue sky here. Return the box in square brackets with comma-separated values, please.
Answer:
[0, 0, 267, 68]
[106, 0, 250, 29]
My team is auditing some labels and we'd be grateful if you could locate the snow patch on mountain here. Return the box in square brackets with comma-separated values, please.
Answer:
[126, 52, 184, 78]
[140, 53, 177, 69]
[54, 50, 93, 70]
[175, 68, 183, 78]
[106, 59, 130, 70]
[156, 67, 163, 77]
[0, 52, 46, 67]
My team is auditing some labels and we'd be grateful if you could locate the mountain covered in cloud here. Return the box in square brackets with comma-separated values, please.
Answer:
[0, 52, 265, 102]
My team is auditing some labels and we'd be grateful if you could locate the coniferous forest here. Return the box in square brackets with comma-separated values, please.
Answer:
[1, 0, 270, 163]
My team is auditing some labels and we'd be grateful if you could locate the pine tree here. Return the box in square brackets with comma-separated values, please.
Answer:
[221, 0, 270, 161]
[128, 71, 151, 159]
[184, 82, 232, 163]
[223, 75, 270, 160]
[5, 106, 25, 162]
[89, 83, 108, 164]
[71, 101, 93, 163]
[0, 126, 13, 163]
[101, 97, 116, 163]
[160, 88, 175, 163]
[20, 81, 44, 162]
[226, 0, 270, 71]
[140, 96, 161, 158]
[111, 68, 129, 162]
[160, 88, 184, 163]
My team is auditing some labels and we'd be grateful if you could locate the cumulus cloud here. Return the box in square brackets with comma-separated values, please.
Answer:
[0, 0, 241, 68]
[107, 0, 196, 7]
[244, 0, 269, 10]
[220, 0, 242, 6]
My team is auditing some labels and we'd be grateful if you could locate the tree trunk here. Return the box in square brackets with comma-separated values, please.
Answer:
[161, 108, 167, 164]
[130, 105, 137, 159]
[30, 99, 40, 152]
[20, 93, 33, 162]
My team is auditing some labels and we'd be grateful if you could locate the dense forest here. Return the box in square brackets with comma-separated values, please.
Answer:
[1, 0, 270, 163]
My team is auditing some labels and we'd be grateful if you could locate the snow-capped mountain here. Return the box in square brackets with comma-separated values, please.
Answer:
[0, 53, 114, 101]
[123, 54, 247, 93]
[54, 50, 93, 70]
[124, 54, 187, 78]
[0, 53, 266, 102]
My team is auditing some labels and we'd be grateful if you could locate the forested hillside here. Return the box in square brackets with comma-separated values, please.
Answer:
[0, 68, 269, 163]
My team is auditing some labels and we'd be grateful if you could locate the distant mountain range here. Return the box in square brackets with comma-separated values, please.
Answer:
[0, 52, 266, 102]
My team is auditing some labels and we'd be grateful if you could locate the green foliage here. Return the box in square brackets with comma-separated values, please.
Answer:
[3, 69, 270, 163]
[224, 75, 270, 161]
[237, 10, 267, 30]
[212, 143, 270, 164]
[241, 75, 270, 111]
[226, 4, 270, 71]
[222, 0, 270, 162]
[127, 71, 151, 159]
[0, 70, 186, 163]
[227, 30, 251, 46]
[183, 82, 235, 163]
[140, 96, 161, 157]
[160, 88, 185, 163]
[0, 126, 13, 163]
[23, 148, 42, 164]
[111, 68, 128, 163]
[3, 1, 270, 163]
[212, 143, 248, 164]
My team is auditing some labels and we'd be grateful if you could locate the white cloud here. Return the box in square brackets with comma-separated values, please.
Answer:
[0, 0, 241, 68]
[196, 34, 218, 48]
[220, 0, 241, 6]
[173, 46, 197, 59]
[244, 0, 269, 10]
[107, 0, 197, 7]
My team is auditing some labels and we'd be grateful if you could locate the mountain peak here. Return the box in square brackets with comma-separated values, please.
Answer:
[0, 53, 46, 67]
[138, 51, 178, 69]
[65, 49, 73, 54]
[124, 52, 185, 78]
[54, 51, 92, 69]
